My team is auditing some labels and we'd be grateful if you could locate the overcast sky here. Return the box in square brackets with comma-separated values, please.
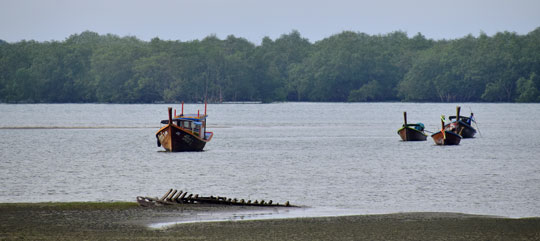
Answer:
[1, 0, 539, 44]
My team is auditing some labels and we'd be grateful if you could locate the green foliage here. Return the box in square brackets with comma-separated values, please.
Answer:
[348, 80, 383, 102]
[0, 29, 539, 103]
[515, 72, 540, 102]
[482, 79, 512, 102]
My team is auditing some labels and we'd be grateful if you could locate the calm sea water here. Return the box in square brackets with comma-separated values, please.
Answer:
[1, 103, 539, 218]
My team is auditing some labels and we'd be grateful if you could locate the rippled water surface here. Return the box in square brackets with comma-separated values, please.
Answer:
[1, 103, 539, 218]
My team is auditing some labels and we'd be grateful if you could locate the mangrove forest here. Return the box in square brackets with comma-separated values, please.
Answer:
[1, 28, 539, 103]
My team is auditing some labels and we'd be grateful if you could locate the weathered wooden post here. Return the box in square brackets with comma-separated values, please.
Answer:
[172, 190, 182, 202]
[161, 189, 173, 200]
[167, 190, 178, 201]
[178, 192, 187, 203]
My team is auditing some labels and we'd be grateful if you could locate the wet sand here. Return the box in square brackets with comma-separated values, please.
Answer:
[1, 202, 539, 240]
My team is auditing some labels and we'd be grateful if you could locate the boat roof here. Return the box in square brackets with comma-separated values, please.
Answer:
[161, 114, 207, 124]
[175, 114, 207, 120]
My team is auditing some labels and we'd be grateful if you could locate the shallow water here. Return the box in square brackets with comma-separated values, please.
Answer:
[148, 207, 364, 229]
[1, 102, 539, 218]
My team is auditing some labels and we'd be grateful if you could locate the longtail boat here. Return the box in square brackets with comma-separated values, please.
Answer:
[446, 106, 477, 138]
[431, 115, 462, 145]
[397, 112, 427, 141]
[156, 102, 213, 152]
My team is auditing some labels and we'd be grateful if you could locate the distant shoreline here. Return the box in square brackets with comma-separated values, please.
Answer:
[1, 202, 539, 240]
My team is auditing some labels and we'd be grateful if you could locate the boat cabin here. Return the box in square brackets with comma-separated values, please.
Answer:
[161, 114, 209, 140]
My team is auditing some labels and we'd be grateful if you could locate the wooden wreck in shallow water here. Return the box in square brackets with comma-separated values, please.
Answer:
[397, 112, 427, 141]
[137, 189, 294, 207]
[156, 102, 213, 152]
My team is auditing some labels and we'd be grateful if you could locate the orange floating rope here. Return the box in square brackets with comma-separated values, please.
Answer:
[441, 128, 446, 139]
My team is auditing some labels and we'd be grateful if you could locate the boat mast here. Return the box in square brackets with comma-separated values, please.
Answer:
[403, 111, 408, 140]
[168, 107, 172, 125]
[440, 115, 446, 142]
[204, 100, 207, 138]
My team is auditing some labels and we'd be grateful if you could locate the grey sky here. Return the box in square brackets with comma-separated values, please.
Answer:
[1, 0, 539, 44]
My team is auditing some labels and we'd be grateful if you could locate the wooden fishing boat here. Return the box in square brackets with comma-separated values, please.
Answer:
[432, 115, 462, 145]
[397, 112, 427, 141]
[446, 106, 477, 138]
[156, 102, 213, 152]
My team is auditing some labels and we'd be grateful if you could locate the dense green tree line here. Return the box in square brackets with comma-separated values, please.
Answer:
[1, 28, 539, 103]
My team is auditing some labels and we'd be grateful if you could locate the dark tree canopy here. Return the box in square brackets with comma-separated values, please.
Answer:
[1, 28, 539, 103]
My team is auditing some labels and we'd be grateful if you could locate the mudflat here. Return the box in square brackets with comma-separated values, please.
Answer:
[1, 202, 539, 241]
